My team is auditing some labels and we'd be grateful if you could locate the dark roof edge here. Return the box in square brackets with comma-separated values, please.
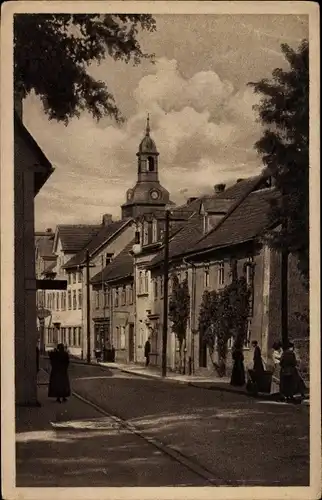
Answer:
[91, 273, 133, 285]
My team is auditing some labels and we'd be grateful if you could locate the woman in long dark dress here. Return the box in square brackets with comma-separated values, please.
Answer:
[279, 343, 297, 401]
[48, 344, 71, 403]
[230, 346, 246, 386]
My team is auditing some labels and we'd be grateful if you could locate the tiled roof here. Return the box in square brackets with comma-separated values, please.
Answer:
[63, 219, 132, 269]
[35, 233, 55, 258]
[149, 172, 274, 267]
[57, 225, 102, 253]
[188, 188, 279, 255]
[149, 214, 204, 269]
[91, 241, 135, 284]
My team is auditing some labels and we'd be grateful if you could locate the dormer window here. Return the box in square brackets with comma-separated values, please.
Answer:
[148, 156, 154, 172]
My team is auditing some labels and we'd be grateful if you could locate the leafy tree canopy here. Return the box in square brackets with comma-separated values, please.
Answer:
[14, 14, 156, 123]
[169, 273, 190, 346]
[248, 39, 309, 288]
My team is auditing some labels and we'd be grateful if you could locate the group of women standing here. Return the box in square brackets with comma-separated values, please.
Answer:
[230, 339, 307, 401]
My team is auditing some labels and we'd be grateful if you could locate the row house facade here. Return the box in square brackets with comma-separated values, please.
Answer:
[91, 241, 135, 363]
[147, 174, 309, 375]
[39, 223, 102, 355]
[40, 216, 136, 359]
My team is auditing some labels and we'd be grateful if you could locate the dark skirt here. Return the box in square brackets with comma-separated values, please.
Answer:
[230, 361, 246, 386]
[48, 369, 71, 398]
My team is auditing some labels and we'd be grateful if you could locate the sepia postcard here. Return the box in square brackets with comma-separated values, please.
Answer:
[1, 1, 320, 500]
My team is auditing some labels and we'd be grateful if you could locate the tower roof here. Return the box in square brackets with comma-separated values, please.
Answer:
[138, 115, 158, 154]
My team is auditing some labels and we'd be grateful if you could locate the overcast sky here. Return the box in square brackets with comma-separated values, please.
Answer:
[23, 14, 308, 230]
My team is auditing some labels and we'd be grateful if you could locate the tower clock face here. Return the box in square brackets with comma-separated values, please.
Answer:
[127, 189, 134, 200]
[150, 189, 160, 200]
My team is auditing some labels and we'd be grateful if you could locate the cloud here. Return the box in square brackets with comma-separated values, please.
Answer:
[25, 57, 263, 229]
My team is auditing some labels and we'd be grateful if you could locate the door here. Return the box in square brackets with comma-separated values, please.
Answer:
[128, 323, 134, 362]
[199, 331, 207, 368]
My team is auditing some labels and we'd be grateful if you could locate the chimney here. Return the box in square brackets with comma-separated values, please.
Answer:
[214, 183, 226, 194]
[187, 197, 198, 205]
[46, 228, 52, 233]
[102, 214, 113, 226]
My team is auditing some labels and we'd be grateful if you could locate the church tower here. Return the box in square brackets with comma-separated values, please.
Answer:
[121, 116, 173, 219]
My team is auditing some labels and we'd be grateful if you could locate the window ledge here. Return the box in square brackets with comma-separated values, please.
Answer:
[137, 292, 149, 297]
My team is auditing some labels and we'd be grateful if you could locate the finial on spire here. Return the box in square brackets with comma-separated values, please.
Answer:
[146, 114, 150, 136]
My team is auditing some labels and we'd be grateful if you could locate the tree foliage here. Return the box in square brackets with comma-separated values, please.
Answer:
[248, 39, 309, 288]
[14, 14, 156, 123]
[169, 273, 190, 373]
[198, 276, 251, 376]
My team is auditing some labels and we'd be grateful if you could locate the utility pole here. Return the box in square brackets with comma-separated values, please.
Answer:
[86, 249, 91, 364]
[162, 210, 170, 378]
[281, 247, 289, 350]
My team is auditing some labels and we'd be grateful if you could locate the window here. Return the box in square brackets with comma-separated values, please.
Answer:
[77, 327, 82, 347]
[139, 271, 143, 294]
[120, 326, 126, 349]
[244, 320, 252, 348]
[143, 222, 149, 246]
[114, 288, 119, 308]
[106, 255, 112, 266]
[56, 292, 60, 310]
[160, 276, 164, 298]
[68, 327, 72, 345]
[218, 262, 225, 286]
[67, 273, 71, 285]
[148, 156, 154, 172]
[73, 290, 77, 310]
[152, 219, 158, 242]
[204, 266, 210, 288]
[154, 278, 158, 300]
[115, 326, 120, 347]
[121, 286, 126, 306]
[144, 271, 149, 293]
[78, 289, 82, 309]
[61, 327, 65, 344]
[68, 291, 72, 310]
[95, 290, 100, 309]
[72, 272, 76, 284]
[62, 291, 66, 311]
[52, 292, 56, 310]
[128, 284, 134, 305]
[104, 287, 109, 308]
[78, 271, 83, 283]
[73, 327, 77, 346]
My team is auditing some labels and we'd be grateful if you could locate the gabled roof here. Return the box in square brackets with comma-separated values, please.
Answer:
[55, 224, 102, 254]
[149, 171, 274, 268]
[14, 111, 54, 195]
[149, 214, 204, 269]
[35, 233, 55, 258]
[91, 241, 135, 285]
[63, 218, 132, 269]
[188, 188, 279, 256]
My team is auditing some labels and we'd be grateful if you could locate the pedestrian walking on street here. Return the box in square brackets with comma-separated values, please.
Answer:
[279, 342, 298, 402]
[48, 343, 71, 403]
[252, 340, 265, 375]
[144, 337, 151, 367]
[230, 344, 245, 386]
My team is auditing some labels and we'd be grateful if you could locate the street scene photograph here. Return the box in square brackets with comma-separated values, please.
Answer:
[1, 2, 320, 499]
